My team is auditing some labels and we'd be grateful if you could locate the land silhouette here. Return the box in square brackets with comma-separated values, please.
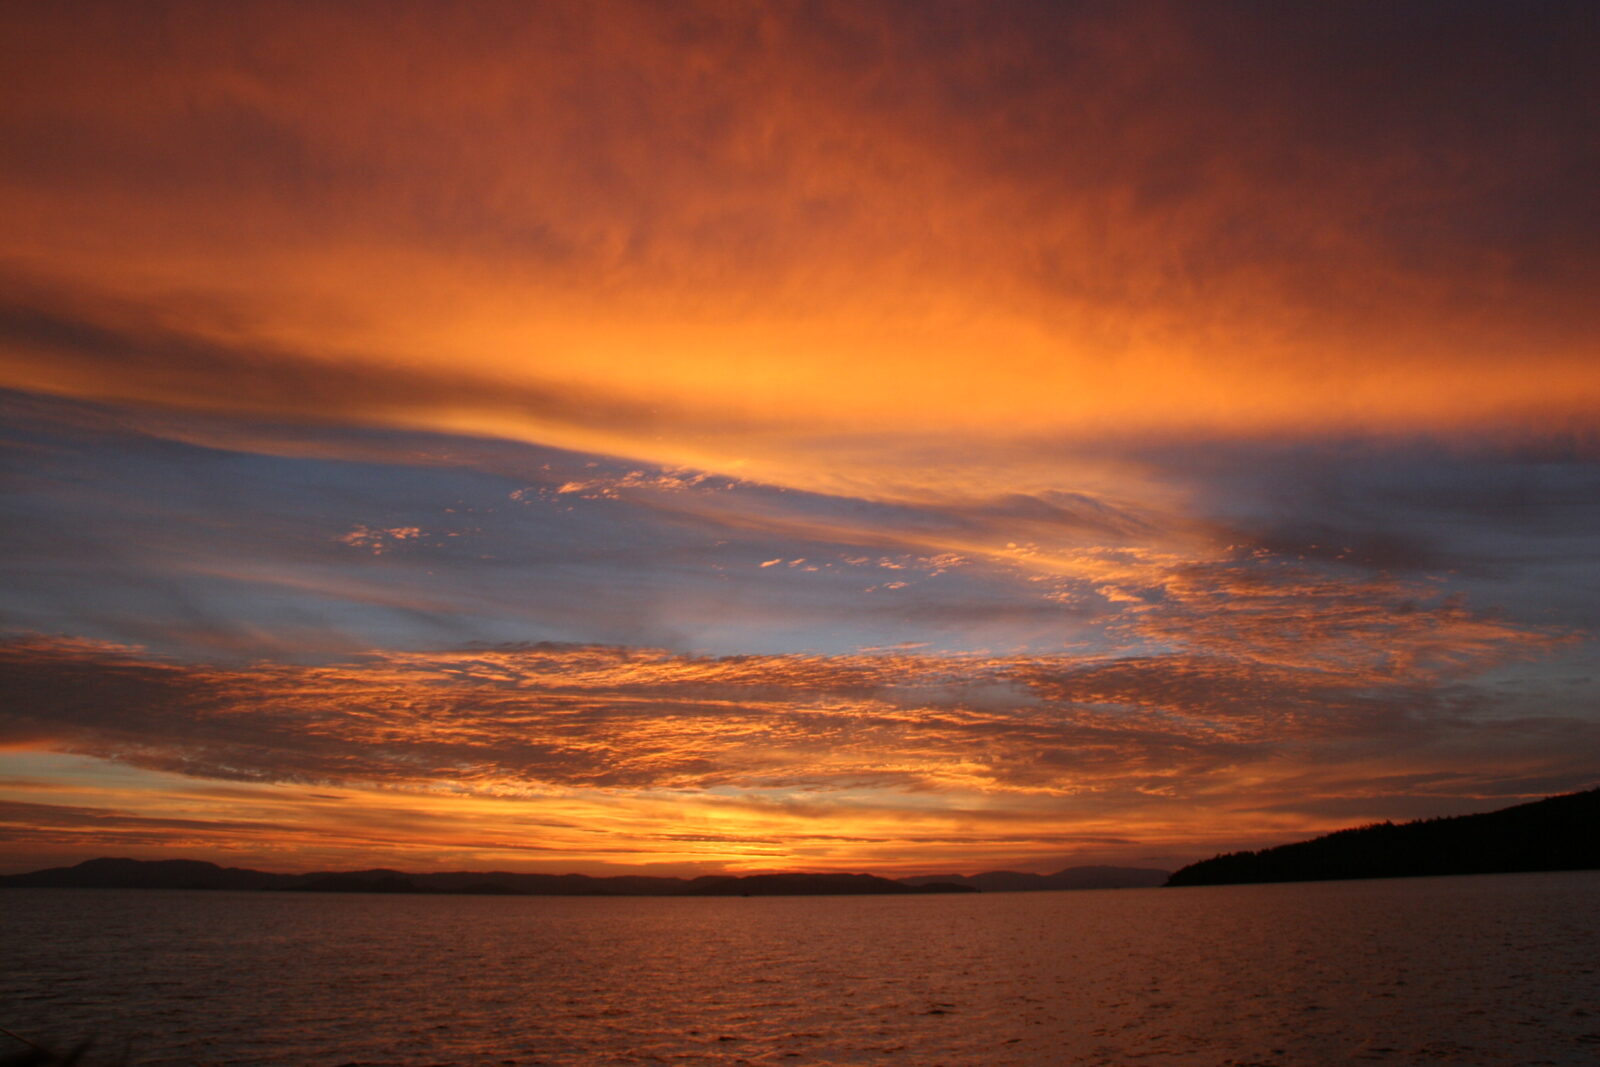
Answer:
[903, 866, 1168, 891]
[1166, 787, 1600, 886]
[0, 859, 970, 896]
[0, 859, 1179, 896]
[14, 786, 1596, 896]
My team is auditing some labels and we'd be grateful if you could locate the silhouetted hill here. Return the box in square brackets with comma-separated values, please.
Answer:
[291, 873, 422, 893]
[0, 857, 296, 891]
[410, 870, 690, 896]
[1166, 787, 1600, 887]
[903, 865, 1169, 892]
[686, 872, 972, 896]
[0, 858, 975, 896]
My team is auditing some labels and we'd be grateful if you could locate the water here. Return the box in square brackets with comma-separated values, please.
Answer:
[3, 871, 1598, 1066]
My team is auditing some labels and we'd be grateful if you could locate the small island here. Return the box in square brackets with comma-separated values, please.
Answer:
[1166, 787, 1600, 887]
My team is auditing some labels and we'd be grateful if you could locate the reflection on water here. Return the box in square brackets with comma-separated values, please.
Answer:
[4, 870, 1598, 1065]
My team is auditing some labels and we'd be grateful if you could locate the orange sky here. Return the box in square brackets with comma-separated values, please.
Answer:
[4, 2, 1595, 489]
[0, 1, 1596, 875]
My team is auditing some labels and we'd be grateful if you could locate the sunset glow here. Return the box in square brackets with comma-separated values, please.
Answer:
[1, 1, 1595, 876]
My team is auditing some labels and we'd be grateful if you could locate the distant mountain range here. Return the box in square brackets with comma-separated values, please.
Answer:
[0, 859, 976, 896]
[1166, 787, 1600, 887]
[903, 866, 1169, 892]
[0, 858, 1177, 896]
[21, 787, 1593, 896]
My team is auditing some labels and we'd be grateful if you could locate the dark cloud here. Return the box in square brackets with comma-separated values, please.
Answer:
[0, 797, 296, 839]
[1227, 522, 1461, 576]
[0, 281, 673, 439]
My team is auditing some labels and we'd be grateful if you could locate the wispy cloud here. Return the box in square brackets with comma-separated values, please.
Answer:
[0, 567, 1584, 870]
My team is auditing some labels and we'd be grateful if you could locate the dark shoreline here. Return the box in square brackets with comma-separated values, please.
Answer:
[1, 858, 1172, 897]
[1166, 787, 1600, 887]
[0, 862, 971, 897]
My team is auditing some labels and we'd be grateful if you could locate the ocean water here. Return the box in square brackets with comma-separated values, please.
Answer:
[3, 870, 1598, 1066]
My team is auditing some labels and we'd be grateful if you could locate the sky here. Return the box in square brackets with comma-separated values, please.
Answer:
[0, 0, 1596, 876]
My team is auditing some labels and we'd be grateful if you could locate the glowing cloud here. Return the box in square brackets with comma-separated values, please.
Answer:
[0, 2, 1595, 500]
[0, 2, 1595, 874]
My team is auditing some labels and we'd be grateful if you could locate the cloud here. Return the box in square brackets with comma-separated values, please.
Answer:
[0, 568, 1578, 802]
[1113, 559, 1573, 680]
[0, 1, 1594, 503]
[0, 576, 1591, 873]
[0, 2, 1596, 874]
[0, 284, 682, 462]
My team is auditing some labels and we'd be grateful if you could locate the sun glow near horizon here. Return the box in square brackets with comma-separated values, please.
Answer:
[0, 1, 1596, 876]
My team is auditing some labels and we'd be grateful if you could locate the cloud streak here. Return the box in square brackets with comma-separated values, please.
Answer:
[0, 564, 1584, 871]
